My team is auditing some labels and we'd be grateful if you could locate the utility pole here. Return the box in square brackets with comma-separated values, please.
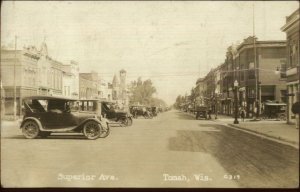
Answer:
[253, 3, 260, 120]
[14, 36, 17, 120]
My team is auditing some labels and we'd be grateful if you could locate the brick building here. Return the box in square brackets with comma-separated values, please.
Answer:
[281, 8, 300, 127]
[79, 72, 99, 99]
[0, 43, 76, 115]
[201, 37, 287, 118]
[235, 37, 287, 117]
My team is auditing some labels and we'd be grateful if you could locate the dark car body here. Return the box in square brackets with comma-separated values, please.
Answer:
[151, 106, 158, 116]
[101, 101, 133, 126]
[130, 105, 153, 119]
[261, 102, 287, 120]
[20, 96, 110, 139]
[195, 106, 209, 120]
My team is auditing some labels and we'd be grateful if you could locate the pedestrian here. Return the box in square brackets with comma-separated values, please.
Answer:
[208, 108, 212, 120]
[240, 108, 245, 122]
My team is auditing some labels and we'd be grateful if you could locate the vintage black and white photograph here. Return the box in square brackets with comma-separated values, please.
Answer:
[1, 0, 299, 188]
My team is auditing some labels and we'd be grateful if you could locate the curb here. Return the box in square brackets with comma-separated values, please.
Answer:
[227, 123, 298, 146]
[172, 112, 298, 147]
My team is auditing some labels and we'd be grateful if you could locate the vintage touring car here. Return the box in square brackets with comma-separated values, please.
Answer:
[20, 96, 110, 139]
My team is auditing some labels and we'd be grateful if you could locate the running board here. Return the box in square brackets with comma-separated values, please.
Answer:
[41, 126, 77, 132]
[108, 121, 122, 124]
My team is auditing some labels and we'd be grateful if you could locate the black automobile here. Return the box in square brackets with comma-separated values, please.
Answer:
[130, 105, 153, 119]
[261, 102, 287, 121]
[195, 106, 209, 120]
[151, 106, 158, 117]
[101, 101, 133, 126]
[20, 96, 110, 140]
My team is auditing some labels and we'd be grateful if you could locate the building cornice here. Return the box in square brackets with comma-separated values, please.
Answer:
[237, 41, 286, 53]
[281, 12, 300, 32]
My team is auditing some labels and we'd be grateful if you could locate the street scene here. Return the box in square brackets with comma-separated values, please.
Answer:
[1, 1, 299, 189]
[1, 110, 298, 188]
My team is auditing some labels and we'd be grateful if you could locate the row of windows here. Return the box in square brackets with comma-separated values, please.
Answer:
[288, 39, 299, 68]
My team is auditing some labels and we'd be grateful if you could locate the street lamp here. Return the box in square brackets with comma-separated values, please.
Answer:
[215, 89, 218, 119]
[233, 80, 239, 124]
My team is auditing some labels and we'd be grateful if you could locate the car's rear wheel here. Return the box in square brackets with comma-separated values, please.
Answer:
[22, 120, 40, 139]
[149, 114, 153, 119]
[127, 117, 133, 126]
[83, 121, 102, 140]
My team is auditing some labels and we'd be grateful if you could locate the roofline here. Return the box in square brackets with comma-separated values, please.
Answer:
[237, 40, 286, 51]
[23, 96, 78, 101]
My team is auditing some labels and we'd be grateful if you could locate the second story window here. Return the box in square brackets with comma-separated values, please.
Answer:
[280, 60, 287, 78]
[289, 41, 298, 68]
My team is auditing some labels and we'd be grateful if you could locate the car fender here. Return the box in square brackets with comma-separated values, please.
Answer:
[20, 117, 43, 130]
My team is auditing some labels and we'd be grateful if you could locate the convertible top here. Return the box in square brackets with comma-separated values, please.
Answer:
[23, 96, 77, 101]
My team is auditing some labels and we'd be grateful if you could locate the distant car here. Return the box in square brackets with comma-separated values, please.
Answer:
[261, 102, 287, 121]
[20, 96, 110, 140]
[101, 101, 133, 126]
[130, 105, 153, 119]
[151, 106, 158, 117]
[195, 106, 209, 120]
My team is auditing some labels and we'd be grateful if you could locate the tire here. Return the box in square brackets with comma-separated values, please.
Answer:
[99, 124, 110, 138]
[83, 121, 102, 140]
[120, 117, 128, 127]
[39, 131, 51, 138]
[22, 120, 40, 139]
[279, 114, 286, 121]
[127, 117, 133, 126]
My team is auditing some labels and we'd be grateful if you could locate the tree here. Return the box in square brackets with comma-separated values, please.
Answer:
[174, 95, 184, 109]
[129, 77, 158, 106]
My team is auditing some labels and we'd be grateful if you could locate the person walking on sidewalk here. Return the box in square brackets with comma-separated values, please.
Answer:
[240, 108, 246, 122]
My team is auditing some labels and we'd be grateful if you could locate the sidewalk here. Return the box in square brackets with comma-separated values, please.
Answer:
[184, 112, 299, 147]
[214, 114, 299, 147]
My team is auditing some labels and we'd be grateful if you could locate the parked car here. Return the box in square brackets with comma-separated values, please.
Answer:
[20, 96, 110, 140]
[195, 106, 209, 120]
[101, 101, 133, 126]
[261, 102, 287, 121]
[130, 105, 153, 119]
[151, 106, 158, 117]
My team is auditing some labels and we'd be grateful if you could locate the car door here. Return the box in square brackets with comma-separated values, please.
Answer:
[44, 100, 65, 129]
[32, 99, 60, 128]
[59, 101, 79, 128]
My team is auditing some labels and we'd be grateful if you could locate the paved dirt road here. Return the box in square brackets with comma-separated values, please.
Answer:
[1, 110, 298, 188]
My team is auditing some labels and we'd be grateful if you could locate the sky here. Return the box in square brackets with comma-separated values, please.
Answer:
[1, 1, 299, 105]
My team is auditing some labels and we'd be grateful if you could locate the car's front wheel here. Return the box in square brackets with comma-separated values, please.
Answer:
[279, 114, 286, 121]
[99, 124, 110, 138]
[120, 117, 128, 127]
[22, 120, 40, 139]
[83, 121, 102, 140]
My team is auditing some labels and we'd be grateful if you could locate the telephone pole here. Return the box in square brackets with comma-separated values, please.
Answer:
[253, 3, 260, 120]
[14, 36, 17, 120]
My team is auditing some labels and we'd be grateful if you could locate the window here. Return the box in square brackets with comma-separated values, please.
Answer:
[248, 69, 255, 79]
[79, 101, 97, 111]
[26, 99, 48, 113]
[69, 101, 79, 111]
[280, 60, 287, 78]
[289, 41, 298, 68]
